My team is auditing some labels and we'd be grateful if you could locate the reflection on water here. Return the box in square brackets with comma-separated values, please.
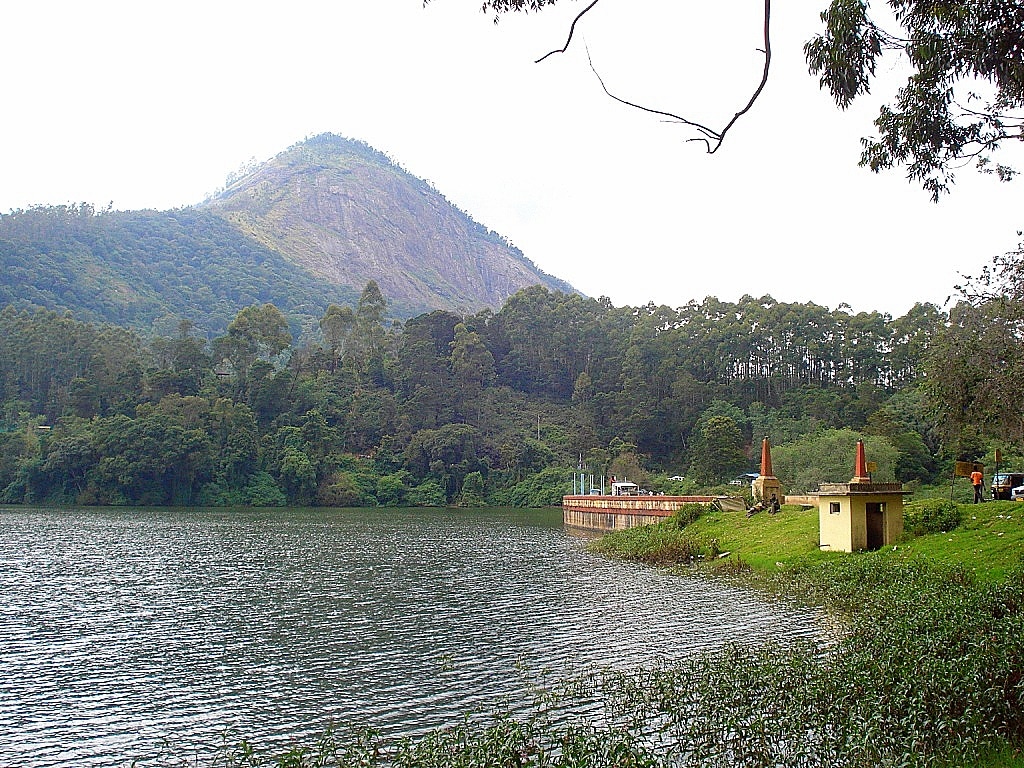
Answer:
[0, 506, 822, 766]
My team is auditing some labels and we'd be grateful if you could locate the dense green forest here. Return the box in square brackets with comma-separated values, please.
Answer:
[0, 204, 360, 337]
[4, 268, 1019, 509]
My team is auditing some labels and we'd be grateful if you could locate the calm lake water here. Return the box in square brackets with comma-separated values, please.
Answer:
[0, 506, 823, 766]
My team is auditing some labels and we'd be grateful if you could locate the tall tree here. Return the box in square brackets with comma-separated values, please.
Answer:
[689, 414, 749, 485]
[213, 303, 291, 383]
[924, 244, 1024, 444]
[354, 281, 388, 382]
[396, 311, 460, 431]
[449, 322, 495, 424]
[319, 304, 356, 372]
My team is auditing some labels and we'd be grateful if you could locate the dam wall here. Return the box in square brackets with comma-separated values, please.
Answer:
[562, 495, 721, 532]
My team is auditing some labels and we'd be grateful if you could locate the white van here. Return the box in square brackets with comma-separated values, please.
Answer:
[610, 481, 640, 496]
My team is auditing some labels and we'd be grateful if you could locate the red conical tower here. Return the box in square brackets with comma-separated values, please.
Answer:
[851, 439, 872, 484]
[760, 436, 774, 477]
[752, 436, 781, 504]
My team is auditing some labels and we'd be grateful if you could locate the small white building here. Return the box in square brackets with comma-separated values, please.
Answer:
[817, 440, 906, 552]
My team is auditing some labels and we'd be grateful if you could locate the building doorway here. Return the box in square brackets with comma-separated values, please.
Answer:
[866, 502, 886, 550]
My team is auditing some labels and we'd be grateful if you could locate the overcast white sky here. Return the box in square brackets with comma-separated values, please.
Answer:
[2, 0, 1021, 317]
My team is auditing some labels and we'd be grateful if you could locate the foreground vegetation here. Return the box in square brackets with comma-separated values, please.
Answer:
[583, 498, 1024, 766]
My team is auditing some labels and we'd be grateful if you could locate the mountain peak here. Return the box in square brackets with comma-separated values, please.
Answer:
[203, 133, 573, 316]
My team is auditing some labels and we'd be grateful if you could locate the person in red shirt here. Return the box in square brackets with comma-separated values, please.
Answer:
[970, 469, 984, 503]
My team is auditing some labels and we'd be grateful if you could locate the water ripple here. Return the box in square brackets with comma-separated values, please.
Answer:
[0, 506, 825, 766]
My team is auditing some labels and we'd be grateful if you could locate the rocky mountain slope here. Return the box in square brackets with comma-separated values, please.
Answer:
[202, 133, 573, 317]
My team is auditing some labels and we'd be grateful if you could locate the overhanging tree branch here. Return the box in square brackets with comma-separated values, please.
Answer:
[536, 0, 603, 63]
[535, 0, 773, 154]
[713, 0, 772, 154]
[439, 0, 1024, 197]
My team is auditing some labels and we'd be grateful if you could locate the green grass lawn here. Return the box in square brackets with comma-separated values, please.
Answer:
[892, 499, 1024, 581]
[591, 498, 1024, 582]
[687, 504, 826, 570]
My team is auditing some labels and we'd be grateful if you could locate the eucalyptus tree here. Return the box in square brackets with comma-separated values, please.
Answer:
[0, 307, 146, 421]
[806, 0, 1024, 199]
[917, 236, 1024, 448]
[449, 322, 495, 425]
[354, 280, 388, 382]
[887, 302, 945, 386]
[396, 311, 460, 432]
[319, 303, 355, 372]
[213, 303, 291, 385]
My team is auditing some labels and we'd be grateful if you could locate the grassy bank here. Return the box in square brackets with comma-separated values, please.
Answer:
[590, 499, 1024, 581]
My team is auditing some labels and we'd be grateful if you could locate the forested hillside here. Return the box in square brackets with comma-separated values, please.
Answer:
[0, 204, 359, 337]
[4, 283, 1005, 509]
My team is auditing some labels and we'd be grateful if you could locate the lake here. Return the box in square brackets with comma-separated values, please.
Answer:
[0, 506, 823, 766]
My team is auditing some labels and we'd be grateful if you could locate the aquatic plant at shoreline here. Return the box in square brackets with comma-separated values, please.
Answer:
[587, 519, 720, 566]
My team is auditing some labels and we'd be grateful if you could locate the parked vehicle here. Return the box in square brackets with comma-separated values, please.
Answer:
[1011, 485, 1024, 502]
[991, 472, 1024, 500]
[610, 481, 640, 496]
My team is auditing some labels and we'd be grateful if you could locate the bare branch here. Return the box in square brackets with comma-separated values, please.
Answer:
[712, 0, 772, 154]
[535, 0, 603, 63]
[585, 45, 722, 144]
[570, 0, 772, 154]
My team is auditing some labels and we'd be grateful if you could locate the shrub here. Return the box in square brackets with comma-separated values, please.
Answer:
[376, 472, 409, 507]
[455, 471, 486, 507]
[672, 503, 710, 529]
[498, 466, 572, 508]
[316, 471, 376, 507]
[243, 472, 286, 506]
[904, 498, 963, 535]
[591, 522, 718, 566]
[407, 479, 446, 507]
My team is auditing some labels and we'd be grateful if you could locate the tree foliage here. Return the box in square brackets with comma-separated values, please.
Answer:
[0, 205, 359, 336]
[772, 429, 899, 493]
[0, 281, 965, 508]
[806, 0, 1024, 199]
[689, 414, 748, 485]
[924, 236, 1024, 446]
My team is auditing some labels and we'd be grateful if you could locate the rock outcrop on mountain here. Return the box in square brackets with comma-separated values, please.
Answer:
[202, 133, 573, 317]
